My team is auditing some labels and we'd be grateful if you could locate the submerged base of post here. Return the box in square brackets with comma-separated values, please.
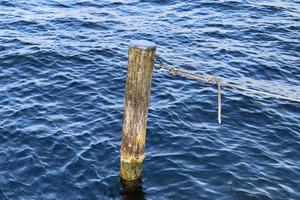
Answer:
[120, 176, 144, 199]
[120, 154, 144, 181]
[120, 156, 145, 198]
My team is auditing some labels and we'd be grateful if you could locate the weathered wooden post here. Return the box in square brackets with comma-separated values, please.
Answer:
[120, 40, 156, 182]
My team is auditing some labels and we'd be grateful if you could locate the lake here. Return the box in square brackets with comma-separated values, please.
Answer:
[0, 0, 299, 199]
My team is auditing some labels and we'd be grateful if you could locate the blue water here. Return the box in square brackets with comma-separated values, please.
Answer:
[0, 0, 300, 199]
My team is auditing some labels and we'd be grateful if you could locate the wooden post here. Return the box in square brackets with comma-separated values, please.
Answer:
[120, 40, 156, 181]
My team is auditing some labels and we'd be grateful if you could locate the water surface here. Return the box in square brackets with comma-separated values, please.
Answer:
[0, 0, 300, 199]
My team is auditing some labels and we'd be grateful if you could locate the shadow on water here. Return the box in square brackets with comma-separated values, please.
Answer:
[120, 178, 145, 200]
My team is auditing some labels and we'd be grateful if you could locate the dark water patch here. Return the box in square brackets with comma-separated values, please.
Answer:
[0, 0, 16, 7]
[0, 0, 300, 199]
[250, 4, 288, 15]
[195, 1, 250, 11]
[73, 1, 126, 8]
[7, 20, 39, 27]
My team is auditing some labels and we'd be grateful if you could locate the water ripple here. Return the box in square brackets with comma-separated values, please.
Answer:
[0, 0, 300, 199]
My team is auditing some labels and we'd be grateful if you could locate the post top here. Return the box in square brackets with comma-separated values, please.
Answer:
[130, 40, 156, 50]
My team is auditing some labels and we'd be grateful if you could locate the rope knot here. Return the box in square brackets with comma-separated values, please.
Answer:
[170, 67, 178, 76]
[154, 59, 163, 70]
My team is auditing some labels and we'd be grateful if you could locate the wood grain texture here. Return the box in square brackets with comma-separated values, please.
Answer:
[120, 44, 156, 181]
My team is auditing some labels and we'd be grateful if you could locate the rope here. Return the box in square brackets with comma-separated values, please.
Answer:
[217, 81, 221, 125]
[155, 59, 300, 124]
